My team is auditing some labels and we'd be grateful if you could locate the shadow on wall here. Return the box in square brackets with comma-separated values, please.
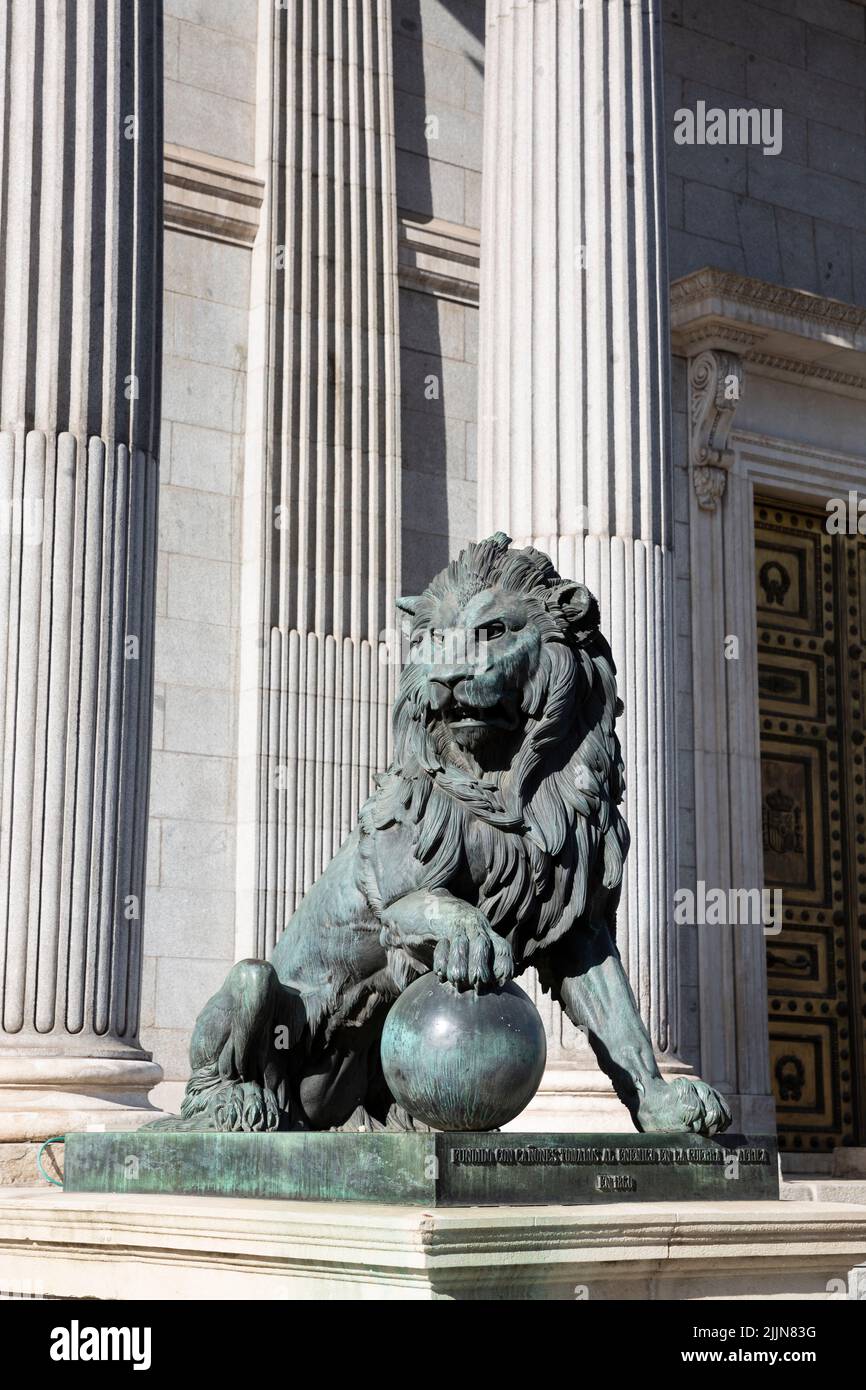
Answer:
[395, 0, 484, 596]
[662, 9, 866, 303]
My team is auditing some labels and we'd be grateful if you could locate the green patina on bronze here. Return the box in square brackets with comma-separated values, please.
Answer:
[154, 535, 733, 1141]
[379, 976, 547, 1131]
[64, 1131, 779, 1206]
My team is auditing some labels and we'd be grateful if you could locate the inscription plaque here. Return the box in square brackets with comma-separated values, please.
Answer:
[63, 1131, 779, 1206]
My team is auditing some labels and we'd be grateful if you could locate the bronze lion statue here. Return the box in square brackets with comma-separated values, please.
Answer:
[169, 533, 730, 1137]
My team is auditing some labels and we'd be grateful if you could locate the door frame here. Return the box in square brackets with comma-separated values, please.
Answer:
[689, 426, 866, 1143]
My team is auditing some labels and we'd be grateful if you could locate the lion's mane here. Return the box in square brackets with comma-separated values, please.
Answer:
[360, 534, 630, 963]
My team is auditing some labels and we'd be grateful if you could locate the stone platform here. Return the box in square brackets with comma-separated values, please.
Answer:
[62, 1130, 780, 1205]
[1, 1188, 865, 1299]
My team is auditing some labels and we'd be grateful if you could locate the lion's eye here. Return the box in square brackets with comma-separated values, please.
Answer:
[479, 621, 506, 641]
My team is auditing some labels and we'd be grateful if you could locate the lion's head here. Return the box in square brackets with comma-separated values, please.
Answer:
[366, 534, 629, 960]
[396, 533, 603, 777]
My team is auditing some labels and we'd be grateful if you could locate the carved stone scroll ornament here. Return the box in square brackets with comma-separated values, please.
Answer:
[688, 350, 744, 510]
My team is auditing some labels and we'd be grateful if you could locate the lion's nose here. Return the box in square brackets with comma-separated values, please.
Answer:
[428, 673, 473, 710]
[428, 678, 455, 711]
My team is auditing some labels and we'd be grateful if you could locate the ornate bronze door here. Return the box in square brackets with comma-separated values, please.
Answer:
[755, 498, 866, 1157]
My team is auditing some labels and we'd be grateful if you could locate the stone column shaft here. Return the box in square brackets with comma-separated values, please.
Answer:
[0, 0, 163, 1139]
[479, 0, 682, 1119]
[237, 0, 401, 959]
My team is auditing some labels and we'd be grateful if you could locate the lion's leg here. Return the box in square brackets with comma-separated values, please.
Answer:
[541, 927, 731, 1137]
[540, 927, 662, 1125]
[380, 889, 513, 990]
[175, 959, 305, 1132]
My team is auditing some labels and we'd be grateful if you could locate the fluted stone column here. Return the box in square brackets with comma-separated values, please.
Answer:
[479, 0, 688, 1128]
[236, 0, 401, 959]
[0, 1, 164, 1140]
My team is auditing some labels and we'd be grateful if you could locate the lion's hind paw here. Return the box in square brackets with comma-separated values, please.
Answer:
[210, 1080, 280, 1133]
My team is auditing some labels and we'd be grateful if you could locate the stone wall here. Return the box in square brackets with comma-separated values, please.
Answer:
[143, 0, 489, 1105]
[393, 0, 484, 595]
[141, 0, 493, 1105]
[664, 0, 866, 299]
[142, 0, 258, 1109]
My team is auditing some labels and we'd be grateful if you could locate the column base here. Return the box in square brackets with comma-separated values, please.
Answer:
[0, 1057, 166, 1142]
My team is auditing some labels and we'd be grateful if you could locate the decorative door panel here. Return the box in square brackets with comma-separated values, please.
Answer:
[755, 499, 866, 1156]
[760, 744, 827, 904]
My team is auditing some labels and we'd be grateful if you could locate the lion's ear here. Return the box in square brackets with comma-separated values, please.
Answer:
[396, 594, 421, 616]
[546, 581, 598, 630]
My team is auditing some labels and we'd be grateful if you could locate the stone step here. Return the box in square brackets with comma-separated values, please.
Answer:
[782, 1179, 866, 1206]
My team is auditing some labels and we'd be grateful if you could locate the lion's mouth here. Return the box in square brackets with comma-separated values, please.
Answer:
[434, 697, 521, 733]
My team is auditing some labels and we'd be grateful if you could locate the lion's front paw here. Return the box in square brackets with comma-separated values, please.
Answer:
[432, 911, 513, 992]
[637, 1076, 732, 1137]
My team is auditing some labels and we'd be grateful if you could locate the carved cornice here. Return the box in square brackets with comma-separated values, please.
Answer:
[397, 211, 480, 304]
[688, 350, 744, 510]
[748, 351, 866, 393]
[163, 144, 264, 246]
[675, 320, 763, 354]
[671, 267, 866, 338]
[671, 266, 866, 401]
